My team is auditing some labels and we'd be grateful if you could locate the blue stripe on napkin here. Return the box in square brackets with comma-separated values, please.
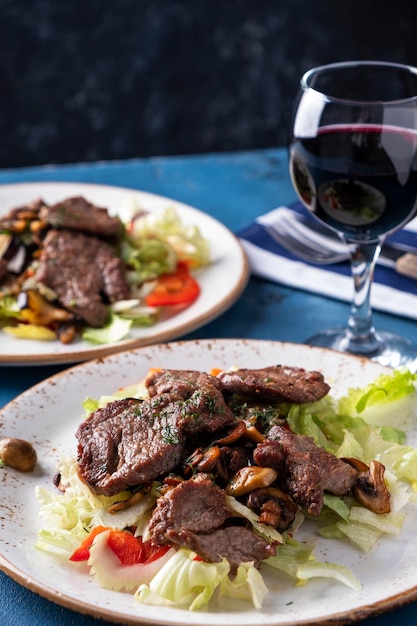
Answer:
[238, 202, 417, 296]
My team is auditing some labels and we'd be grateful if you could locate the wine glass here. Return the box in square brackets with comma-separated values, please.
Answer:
[289, 60, 417, 369]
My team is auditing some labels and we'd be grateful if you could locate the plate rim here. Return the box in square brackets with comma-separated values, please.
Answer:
[1, 338, 416, 625]
[0, 181, 249, 365]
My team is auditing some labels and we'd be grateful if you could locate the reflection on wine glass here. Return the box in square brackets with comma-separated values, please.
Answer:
[289, 60, 417, 369]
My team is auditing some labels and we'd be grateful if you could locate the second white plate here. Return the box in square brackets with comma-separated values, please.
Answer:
[0, 182, 248, 365]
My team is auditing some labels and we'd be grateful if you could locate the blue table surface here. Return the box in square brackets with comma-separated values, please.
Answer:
[0, 148, 416, 626]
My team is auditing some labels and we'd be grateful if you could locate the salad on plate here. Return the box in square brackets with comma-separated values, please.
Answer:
[0, 194, 210, 345]
[34, 361, 417, 612]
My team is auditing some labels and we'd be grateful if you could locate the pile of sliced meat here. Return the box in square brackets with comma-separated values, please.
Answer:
[75, 365, 391, 573]
[0, 196, 131, 331]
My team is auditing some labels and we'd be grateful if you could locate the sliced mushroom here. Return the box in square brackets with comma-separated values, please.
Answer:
[18, 289, 74, 326]
[57, 321, 78, 344]
[243, 426, 265, 444]
[342, 457, 369, 473]
[215, 421, 247, 444]
[107, 489, 146, 513]
[215, 421, 265, 446]
[226, 465, 277, 496]
[185, 446, 221, 475]
[353, 460, 391, 514]
[247, 487, 299, 531]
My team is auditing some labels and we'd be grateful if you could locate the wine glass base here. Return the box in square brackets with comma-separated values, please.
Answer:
[306, 327, 417, 371]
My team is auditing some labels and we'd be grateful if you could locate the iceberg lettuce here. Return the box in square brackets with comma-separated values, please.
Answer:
[264, 536, 361, 591]
[35, 457, 154, 557]
[338, 369, 417, 430]
[82, 312, 134, 344]
[136, 549, 230, 610]
[128, 206, 210, 270]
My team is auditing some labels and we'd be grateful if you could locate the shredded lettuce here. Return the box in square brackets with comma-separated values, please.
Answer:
[0, 295, 21, 320]
[338, 369, 417, 430]
[128, 207, 210, 269]
[120, 237, 177, 285]
[136, 549, 268, 611]
[82, 380, 149, 415]
[287, 397, 417, 486]
[219, 562, 269, 609]
[111, 299, 159, 325]
[136, 549, 230, 610]
[319, 502, 406, 553]
[296, 560, 361, 591]
[264, 536, 317, 580]
[264, 535, 361, 591]
[35, 457, 153, 557]
[82, 312, 134, 344]
[323, 493, 351, 522]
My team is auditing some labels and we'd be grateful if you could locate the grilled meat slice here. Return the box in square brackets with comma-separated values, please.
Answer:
[252, 440, 286, 473]
[35, 228, 131, 327]
[76, 396, 186, 496]
[39, 195, 122, 237]
[77, 380, 237, 496]
[146, 369, 236, 434]
[257, 425, 358, 515]
[165, 526, 276, 573]
[217, 365, 330, 403]
[177, 386, 237, 435]
[149, 474, 232, 544]
[145, 369, 222, 397]
[149, 473, 276, 573]
[218, 445, 252, 481]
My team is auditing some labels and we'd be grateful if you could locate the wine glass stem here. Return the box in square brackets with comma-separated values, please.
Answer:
[345, 241, 382, 351]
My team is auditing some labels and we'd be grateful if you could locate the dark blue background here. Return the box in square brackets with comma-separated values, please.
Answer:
[1, 0, 416, 168]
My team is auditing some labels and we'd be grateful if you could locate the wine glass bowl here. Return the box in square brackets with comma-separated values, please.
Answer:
[289, 61, 417, 369]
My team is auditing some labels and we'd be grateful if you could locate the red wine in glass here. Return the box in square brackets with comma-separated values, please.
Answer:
[290, 124, 417, 240]
[289, 61, 417, 369]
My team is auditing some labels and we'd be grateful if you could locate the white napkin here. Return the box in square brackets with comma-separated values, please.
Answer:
[239, 205, 417, 321]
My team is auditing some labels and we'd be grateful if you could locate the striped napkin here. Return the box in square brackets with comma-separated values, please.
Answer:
[238, 202, 417, 321]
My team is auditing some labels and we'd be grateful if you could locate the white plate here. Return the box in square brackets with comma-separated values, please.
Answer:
[1, 339, 416, 625]
[0, 182, 248, 365]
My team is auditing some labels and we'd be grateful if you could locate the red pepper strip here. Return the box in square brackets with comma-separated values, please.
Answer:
[69, 525, 109, 562]
[70, 526, 171, 566]
[107, 530, 146, 565]
[145, 262, 200, 307]
[109, 532, 171, 565]
[141, 540, 172, 563]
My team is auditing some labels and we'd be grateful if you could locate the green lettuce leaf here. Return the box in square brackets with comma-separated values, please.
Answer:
[35, 457, 152, 557]
[0, 295, 21, 321]
[120, 237, 177, 284]
[82, 312, 133, 344]
[135, 549, 230, 610]
[265, 536, 361, 591]
[128, 206, 210, 269]
[338, 370, 417, 430]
